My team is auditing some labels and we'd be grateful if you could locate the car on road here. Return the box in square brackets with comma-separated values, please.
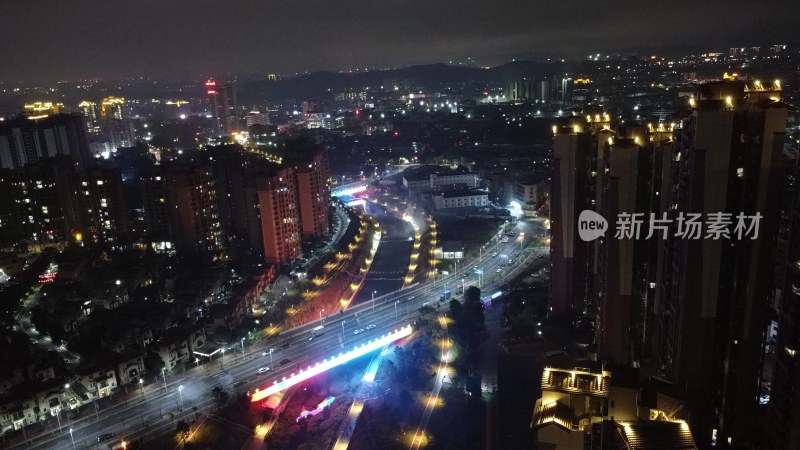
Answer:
[262, 350, 271, 357]
[496, 268, 502, 273]
[279, 358, 291, 366]
[501, 237, 509, 243]
[492, 252, 498, 257]
[406, 295, 415, 301]
[257, 367, 270, 374]
[98, 433, 115, 443]
[308, 332, 324, 341]
[366, 324, 376, 330]
[353, 328, 365, 335]
[279, 342, 291, 350]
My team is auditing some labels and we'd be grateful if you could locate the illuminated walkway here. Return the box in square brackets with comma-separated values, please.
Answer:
[331, 347, 389, 449]
[408, 316, 450, 449]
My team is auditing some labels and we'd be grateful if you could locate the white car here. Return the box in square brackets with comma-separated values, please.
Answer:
[257, 367, 270, 374]
[366, 324, 376, 330]
[492, 252, 498, 257]
[353, 328, 365, 335]
[496, 268, 502, 273]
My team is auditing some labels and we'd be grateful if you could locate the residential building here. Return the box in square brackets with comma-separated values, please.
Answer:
[594, 125, 671, 365]
[100, 97, 125, 121]
[81, 166, 129, 246]
[550, 116, 611, 317]
[294, 147, 331, 240]
[78, 101, 101, 134]
[139, 166, 174, 243]
[169, 167, 223, 255]
[79, 365, 117, 399]
[512, 177, 546, 217]
[769, 118, 800, 450]
[23, 102, 63, 116]
[154, 328, 191, 372]
[653, 80, 787, 449]
[1, 158, 83, 247]
[0, 113, 91, 169]
[256, 166, 302, 265]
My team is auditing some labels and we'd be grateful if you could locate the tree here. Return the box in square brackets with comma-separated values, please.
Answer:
[176, 420, 190, 443]
[143, 352, 165, 377]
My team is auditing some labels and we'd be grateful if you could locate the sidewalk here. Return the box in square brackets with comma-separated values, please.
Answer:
[331, 349, 387, 449]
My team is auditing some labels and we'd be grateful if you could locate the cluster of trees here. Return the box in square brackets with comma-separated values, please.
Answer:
[448, 285, 487, 394]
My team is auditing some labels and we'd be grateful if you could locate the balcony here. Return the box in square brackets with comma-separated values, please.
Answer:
[541, 367, 609, 397]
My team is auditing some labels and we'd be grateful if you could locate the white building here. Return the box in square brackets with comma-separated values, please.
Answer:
[431, 172, 479, 189]
[432, 190, 489, 210]
[403, 168, 480, 193]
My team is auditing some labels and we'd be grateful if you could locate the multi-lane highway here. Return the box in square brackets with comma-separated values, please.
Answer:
[15, 218, 546, 450]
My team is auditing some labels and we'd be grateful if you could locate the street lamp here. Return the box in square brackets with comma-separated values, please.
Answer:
[240, 337, 245, 357]
[178, 385, 184, 410]
[161, 367, 167, 391]
[69, 427, 76, 450]
[394, 300, 399, 319]
[319, 308, 325, 321]
[371, 290, 377, 312]
[139, 378, 144, 398]
[221, 348, 225, 369]
[268, 348, 274, 367]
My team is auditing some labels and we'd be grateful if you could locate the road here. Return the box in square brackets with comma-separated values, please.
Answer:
[14, 218, 546, 450]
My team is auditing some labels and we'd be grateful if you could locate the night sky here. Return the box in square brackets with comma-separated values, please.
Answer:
[3, 0, 799, 82]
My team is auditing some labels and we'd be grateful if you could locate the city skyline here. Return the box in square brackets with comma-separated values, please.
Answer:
[1, 5, 799, 447]
[2, 0, 800, 82]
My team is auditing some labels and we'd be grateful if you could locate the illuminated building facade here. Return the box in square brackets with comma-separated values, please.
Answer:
[81, 167, 128, 246]
[0, 158, 82, 247]
[78, 101, 101, 134]
[100, 97, 125, 121]
[23, 102, 63, 116]
[256, 166, 302, 265]
[295, 147, 330, 240]
[205, 80, 237, 136]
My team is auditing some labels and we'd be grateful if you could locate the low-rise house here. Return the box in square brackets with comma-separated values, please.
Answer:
[435, 241, 465, 260]
[0, 367, 25, 396]
[0, 387, 37, 432]
[113, 351, 146, 386]
[78, 364, 117, 399]
[154, 328, 191, 371]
